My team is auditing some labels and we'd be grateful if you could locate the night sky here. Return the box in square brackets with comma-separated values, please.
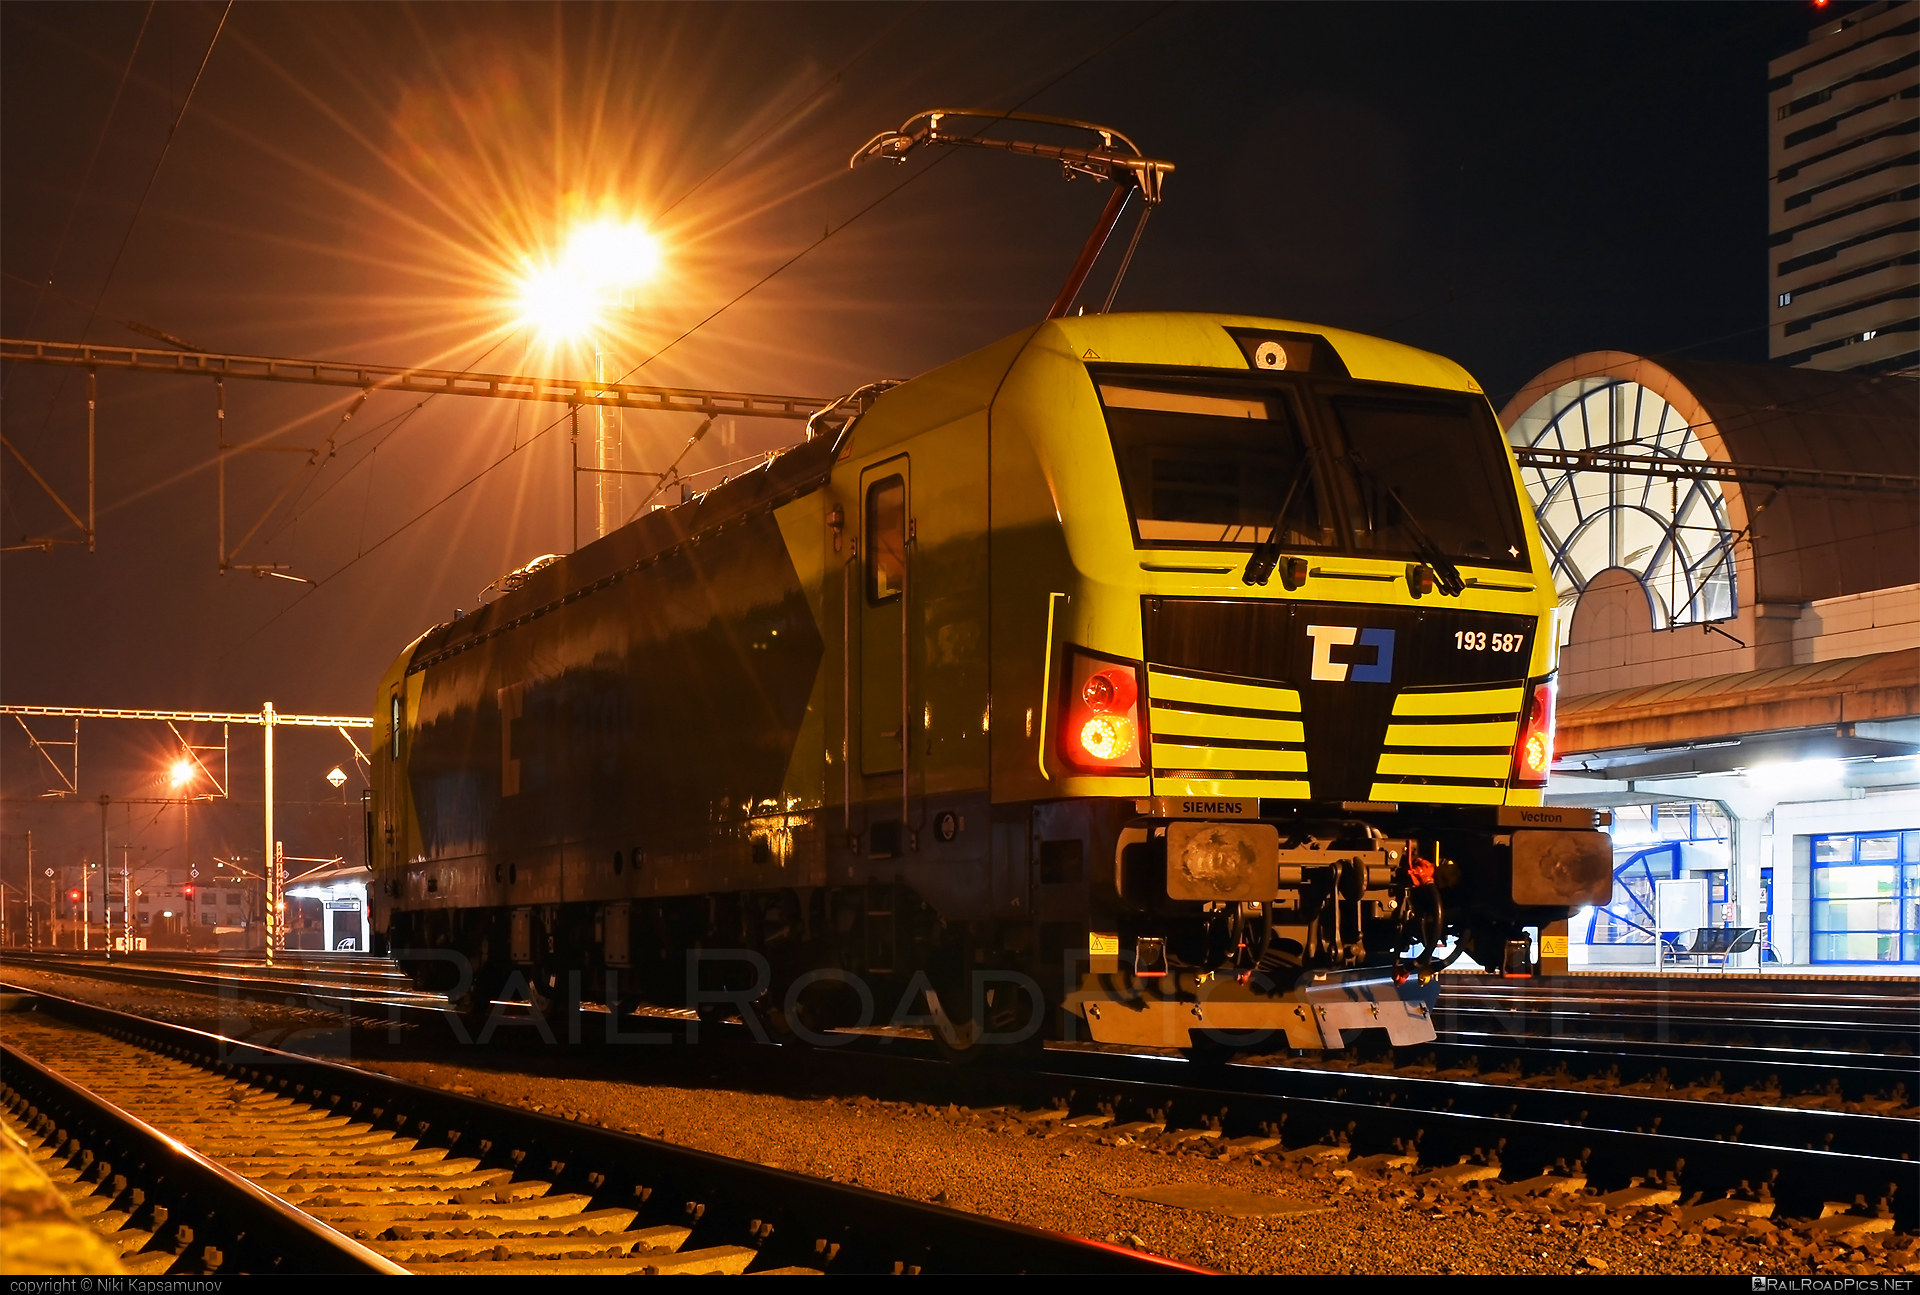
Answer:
[1, 2, 1816, 883]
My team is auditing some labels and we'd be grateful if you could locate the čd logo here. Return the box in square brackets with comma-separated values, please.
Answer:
[1306, 624, 1396, 683]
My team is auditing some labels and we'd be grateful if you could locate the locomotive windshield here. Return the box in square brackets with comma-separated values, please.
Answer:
[1097, 373, 1527, 568]
[1099, 382, 1334, 550]
[1321, 392, 1530, 569]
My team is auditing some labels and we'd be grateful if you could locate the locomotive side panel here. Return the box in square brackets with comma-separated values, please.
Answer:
[825, 414, 1000, 921]
[985, 342, 1081, 805]
[905, 411, 992, 800]
[395, 506, 828, 913]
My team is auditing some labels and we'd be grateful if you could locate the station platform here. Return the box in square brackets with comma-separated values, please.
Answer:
[1449, 966, 1920, 987]
[1564, 966, 1920, 981]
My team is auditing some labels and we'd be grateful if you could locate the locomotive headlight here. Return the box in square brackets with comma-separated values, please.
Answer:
[1060, 649, 1148, 774]
[1079, 714, 1135, 761]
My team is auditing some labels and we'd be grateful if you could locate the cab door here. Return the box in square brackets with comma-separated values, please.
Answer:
[860, 459, 910, 782]
[382, 685, 403, 868]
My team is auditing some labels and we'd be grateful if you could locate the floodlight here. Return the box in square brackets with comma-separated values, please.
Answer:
[515, 219, 660, 340]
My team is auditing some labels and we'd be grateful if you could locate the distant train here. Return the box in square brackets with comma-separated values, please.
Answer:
[370, 312, 1612, 1058]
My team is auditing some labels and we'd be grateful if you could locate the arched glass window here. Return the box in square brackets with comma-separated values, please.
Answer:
[1506, 378, 1737, 643]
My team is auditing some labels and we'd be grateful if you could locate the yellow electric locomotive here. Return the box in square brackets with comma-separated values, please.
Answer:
[370, 310, 1612, 1056]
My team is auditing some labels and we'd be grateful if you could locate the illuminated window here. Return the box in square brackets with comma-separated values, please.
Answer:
[1506, 379, 1737, 642]
[1810, 830, 1919, 964]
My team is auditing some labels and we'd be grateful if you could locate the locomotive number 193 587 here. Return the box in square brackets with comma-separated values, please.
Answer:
[1455, 630, 1524, 652]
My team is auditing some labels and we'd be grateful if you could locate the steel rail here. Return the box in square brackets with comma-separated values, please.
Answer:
[1, 950, 428, 999]
[0, 1038, 404, 1274]
[0, 337, 833, 421]
[1400, 1036, 1915, 1100]
[1, 986, 1203, 1275]
[1437, 1003, 1920, 1043]
[1437, 980, 1920, 1040]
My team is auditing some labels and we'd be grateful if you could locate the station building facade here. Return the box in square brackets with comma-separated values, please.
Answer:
[1501, 351, 1919, 970]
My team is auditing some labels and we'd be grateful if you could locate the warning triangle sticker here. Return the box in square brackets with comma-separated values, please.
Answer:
[1082, 348, 1101, 360]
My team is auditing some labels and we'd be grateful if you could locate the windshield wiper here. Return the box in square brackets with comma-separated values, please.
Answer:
[1242, 457, 1314, 586]
[1346, 451, 1465, 596]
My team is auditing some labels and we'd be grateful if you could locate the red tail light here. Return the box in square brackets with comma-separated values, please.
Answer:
[1060, 649, 1147, 773]
[1511, 677, 1557, 788]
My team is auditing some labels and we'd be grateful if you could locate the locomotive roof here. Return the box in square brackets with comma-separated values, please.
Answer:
[406, 312, 1489, 674]
[1038, 312, 1485, 393]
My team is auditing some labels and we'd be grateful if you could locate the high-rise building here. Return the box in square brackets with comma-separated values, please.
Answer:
[1767, 0, 1919, 376]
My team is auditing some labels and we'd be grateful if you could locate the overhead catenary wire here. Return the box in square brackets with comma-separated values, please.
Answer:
[69, 3, 234, 361]
[220, 7, 1183, 655]
[1, 3, 156, 401]
[651, 5, 926, 228]
[9, 16, 932, 566]
[257, 332, 520, 554]
[614, 1, 1182, 382]
[239, 8, 928, 556]
[5, 2, 232, 547]
[0, 4, 157, 526]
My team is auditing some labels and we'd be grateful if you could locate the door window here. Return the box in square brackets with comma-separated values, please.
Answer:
[866, 475, 906, 603]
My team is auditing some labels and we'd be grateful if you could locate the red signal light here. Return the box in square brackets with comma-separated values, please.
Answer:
[1510, 678, 1557, 788]
[183, 884, 194, 897]
[67, 889, 81, 903]
[1060, 650, 1147, 773]
[1081, 667, 1137, 714]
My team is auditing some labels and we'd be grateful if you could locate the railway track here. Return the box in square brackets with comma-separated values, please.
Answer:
[5, 950, 433, 1006]
[0, 988, 1196, 1275]
[9, 974, 1916, 1237]
[6, 951, 1911, 1115]
[6, 954, 1916, 1227]
[1437, 976, 1918, 1057]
